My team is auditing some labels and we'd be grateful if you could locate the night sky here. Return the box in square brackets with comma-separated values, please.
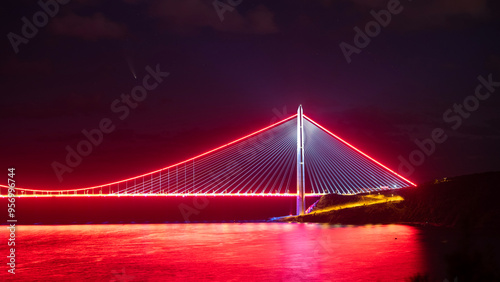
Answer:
[1, 0, 499, 189]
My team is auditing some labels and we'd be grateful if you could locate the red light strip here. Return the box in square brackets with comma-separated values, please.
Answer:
[0, 193, 327, 198]
[303, 115, 417, 187]
[1, 114, 298, 193]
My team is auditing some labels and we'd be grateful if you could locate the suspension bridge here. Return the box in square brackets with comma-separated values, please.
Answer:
[1, 106, 416, 215]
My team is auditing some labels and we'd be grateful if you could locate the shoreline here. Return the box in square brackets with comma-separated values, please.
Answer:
[270, 172, 500, 234]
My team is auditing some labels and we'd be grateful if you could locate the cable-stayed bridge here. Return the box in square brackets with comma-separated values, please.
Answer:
[1, 106, 415, 215]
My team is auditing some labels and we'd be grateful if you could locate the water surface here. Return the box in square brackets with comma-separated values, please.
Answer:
[3, 223, 449, 281]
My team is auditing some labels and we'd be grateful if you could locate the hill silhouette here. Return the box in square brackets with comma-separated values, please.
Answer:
[278, 171, 500, 232]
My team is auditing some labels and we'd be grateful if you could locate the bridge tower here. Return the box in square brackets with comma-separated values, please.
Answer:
[296, 105, 306, 215]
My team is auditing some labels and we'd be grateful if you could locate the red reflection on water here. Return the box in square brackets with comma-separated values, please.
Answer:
[281, 223, 426, 281]
[2, 224, 426, 281]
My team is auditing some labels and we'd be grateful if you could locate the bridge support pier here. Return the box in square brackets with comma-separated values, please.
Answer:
[296, 105, 306, 215]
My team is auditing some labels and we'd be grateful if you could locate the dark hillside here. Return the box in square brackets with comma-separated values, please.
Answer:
[278, 172, 500, 231]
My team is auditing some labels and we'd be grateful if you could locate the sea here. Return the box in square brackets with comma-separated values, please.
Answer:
[1, 223, 481, 281]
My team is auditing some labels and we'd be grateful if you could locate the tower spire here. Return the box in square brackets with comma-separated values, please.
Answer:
[296, 105, 305, 215]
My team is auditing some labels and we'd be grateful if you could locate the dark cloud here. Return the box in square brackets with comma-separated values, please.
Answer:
[352, 0, 490, 29]
[148, 0, 279, 34]
[50, 12, 127, 40]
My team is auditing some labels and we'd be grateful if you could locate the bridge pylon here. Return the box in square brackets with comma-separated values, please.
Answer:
[296, 105, 306, 215]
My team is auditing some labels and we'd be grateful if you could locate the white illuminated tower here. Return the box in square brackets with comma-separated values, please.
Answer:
[296, 105, 306, 215]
